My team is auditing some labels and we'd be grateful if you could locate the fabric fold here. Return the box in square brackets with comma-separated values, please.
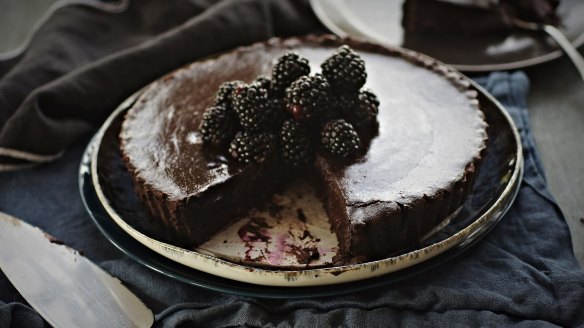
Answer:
[0, 0, 320, 169]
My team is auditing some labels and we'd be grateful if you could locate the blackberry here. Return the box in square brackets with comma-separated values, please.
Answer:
[328, 94, 357, 121]
[271, 52, 311, 96]
[214, 80, 243, 109]
[270, 98, 289, 129]
[229, 131, 276, 164]
[232, 83, 274, 131]
[286, 74, 330, 122]
[279, 119, 313, 166]
[355, 89, 379, 123]
[321, 45, 367, 93]
[334, 89, 379, 126]
[200, 105, 237, 146]
[253, 75, 272, 92]
[321, 119, 361, 157]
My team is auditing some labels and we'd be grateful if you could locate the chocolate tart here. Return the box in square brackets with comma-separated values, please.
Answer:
[120, 35, 488, 262]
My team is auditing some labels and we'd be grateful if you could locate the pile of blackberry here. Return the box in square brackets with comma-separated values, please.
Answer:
[201, 45, 379, 166]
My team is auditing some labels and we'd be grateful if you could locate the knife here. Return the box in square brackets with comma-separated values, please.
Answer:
[0, 212, 154, 328]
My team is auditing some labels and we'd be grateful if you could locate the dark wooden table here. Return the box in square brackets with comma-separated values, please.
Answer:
[1, 1, 582, 266]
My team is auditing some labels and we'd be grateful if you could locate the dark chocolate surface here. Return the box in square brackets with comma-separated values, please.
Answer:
[119, 36, 487, 258]
[121, 37, 486, 203]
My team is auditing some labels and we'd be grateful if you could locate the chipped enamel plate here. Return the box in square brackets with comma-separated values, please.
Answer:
[80, 74, 522, 289]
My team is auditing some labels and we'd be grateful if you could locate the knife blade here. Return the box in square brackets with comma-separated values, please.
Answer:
[0, 212, 153, 328]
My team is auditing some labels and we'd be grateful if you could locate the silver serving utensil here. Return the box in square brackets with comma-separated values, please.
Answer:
[512, 17, 584, 82]
[0, 212, 154, 328]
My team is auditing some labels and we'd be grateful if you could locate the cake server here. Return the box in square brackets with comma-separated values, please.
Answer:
[0, 212, 153, 328]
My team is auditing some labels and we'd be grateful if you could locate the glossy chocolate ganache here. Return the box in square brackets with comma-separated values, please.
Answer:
[120, 35, 488, 263]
